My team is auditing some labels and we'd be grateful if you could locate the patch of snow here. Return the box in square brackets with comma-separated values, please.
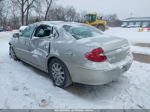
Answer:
[0, 31, 150, 109]
[105, 28, 150, 44]
[31, 49, 43, 58]
[131, 46, 150, 55]
[77, 38, 92, 44]
[76, 36, 101, 44]
[86, 42, 100, 47]
[19, 26, 28, 32]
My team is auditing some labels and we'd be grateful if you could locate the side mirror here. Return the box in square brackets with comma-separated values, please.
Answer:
[13, 33, 20, 38]
[100, 16, 103, 20]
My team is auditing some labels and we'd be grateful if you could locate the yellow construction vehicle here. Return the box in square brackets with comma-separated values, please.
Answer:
[84, 13, 107, 31]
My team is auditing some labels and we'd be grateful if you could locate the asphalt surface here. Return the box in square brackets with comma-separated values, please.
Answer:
[133, 53, 150, 64]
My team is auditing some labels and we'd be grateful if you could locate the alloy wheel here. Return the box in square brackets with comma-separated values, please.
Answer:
[51, 63, 65, 86]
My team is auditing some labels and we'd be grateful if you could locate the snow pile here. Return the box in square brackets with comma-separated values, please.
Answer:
[131, 46, 150, 55]
[19, 26, 28, 32]
[106, 28, 150, 44]
[106, 27, 150, 55]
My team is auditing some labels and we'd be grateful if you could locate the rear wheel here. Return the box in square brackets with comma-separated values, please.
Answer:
[48, 58, 72, 88]
[97, 24, 105, 31]
[9, 46, 18, 61]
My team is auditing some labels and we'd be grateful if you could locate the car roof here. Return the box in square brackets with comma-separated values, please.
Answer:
[33, 21, 84, 28]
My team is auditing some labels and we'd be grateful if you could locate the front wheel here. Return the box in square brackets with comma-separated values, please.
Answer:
[97, 24, 105, 31]
[48, 58, 72, 88]
[9, 46, 18, 61]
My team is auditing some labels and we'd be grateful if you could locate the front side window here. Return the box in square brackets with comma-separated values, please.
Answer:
[63, 24, 103, 40]
[90, 15, 96, 22]
[22, 25, 36, 38]
[85, 15, 96, 23]
[34, 25, 59, 38]
[34, 25, 53, 38]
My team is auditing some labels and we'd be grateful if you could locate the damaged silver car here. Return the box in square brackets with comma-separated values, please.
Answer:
[9, 21, 133, 88]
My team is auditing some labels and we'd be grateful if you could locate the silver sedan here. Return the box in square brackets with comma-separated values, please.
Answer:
[9, 21, 133, 88]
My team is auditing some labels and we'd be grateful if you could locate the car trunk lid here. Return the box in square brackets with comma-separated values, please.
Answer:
[100, 37, 130, 64]
[77, 36, 130, 63]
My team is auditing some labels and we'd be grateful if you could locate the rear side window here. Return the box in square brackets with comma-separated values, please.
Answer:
[63, 24, 103, 40]
[22, 25, 36, 38]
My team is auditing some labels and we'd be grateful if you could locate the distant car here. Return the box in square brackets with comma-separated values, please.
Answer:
[121, 24, 127, 28]
[0, 27, 4, 32]
[143, 24, 150, 28]
[19, 26, 28, 32]
[127, 25, 140, 28]
[9, 21, 133, 88]
[4, 26, 13, 31]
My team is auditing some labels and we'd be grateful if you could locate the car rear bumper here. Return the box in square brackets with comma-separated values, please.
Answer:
[68, 56, 133, 85]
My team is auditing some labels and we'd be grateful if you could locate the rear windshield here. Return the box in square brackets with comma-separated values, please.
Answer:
[63, 24, 103, 39]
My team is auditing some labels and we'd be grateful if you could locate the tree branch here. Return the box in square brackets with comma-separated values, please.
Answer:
[23, 0, 36, 13]
[45, 0, 53, 20]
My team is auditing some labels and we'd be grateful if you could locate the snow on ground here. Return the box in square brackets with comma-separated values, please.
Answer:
[131, 46, 150, 55]
[0, 29, 150, 109]
[106, 27, 150, 55]
[106, 28, 150, 44]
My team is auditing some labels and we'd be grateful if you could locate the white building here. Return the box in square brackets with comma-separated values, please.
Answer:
[121, 17, 150, 27]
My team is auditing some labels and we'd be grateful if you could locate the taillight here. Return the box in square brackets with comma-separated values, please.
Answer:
[85, 48, 107, 62]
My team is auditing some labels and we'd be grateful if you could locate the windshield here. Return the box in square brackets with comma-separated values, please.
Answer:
[85, 15, 96, 23]
[63, 24, 103, 40]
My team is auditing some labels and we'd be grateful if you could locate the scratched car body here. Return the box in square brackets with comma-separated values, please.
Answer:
[9, 21, 133, 88]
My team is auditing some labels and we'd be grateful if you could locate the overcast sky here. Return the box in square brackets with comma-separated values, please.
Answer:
[57, 0, 150, 19]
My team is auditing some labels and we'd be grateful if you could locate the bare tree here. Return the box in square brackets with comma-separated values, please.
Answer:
[10, 0, 20, 28]
[65, 7, 77, 21]
[1, 0, 121, 28]
[0, 0, 10, 26]
[11, 0, 36, 25]
[34, 0, 43, 20]
[25, 0, 29, 25]
[45, 0, 53, 21]
[103, 14, 121, 27]
[47, 6, 80, 22]
[0, 0, 4, 26]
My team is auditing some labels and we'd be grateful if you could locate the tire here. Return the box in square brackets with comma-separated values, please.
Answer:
[97, 24, 105, 31]
[9, 46, 18, 61]
[48, 58, 72, 88]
